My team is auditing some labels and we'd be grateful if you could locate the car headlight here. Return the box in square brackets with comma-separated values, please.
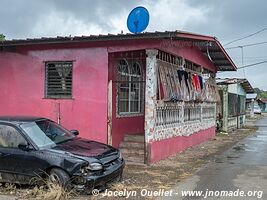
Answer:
[87, 163, 103, 171]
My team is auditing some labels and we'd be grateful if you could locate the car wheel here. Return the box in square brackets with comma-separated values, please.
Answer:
[48, 168, 71, 189]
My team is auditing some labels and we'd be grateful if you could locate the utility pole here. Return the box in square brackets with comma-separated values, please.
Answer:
[238, 46, 246, 77]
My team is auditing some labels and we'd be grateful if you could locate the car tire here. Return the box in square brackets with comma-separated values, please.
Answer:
[48, 168, 71, 189]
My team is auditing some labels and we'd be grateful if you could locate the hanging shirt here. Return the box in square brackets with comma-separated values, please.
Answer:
[192, 74, 201, 92]
[177, 70, 184, 83]
[198, 75, 204, 90]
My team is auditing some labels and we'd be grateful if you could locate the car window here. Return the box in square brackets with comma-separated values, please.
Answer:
[0, 125, 27, 148]
[20, 122, 55, 148]
[20, 120, 75, 148]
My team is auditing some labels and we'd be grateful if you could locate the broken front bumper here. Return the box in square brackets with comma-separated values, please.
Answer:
[73, 158, 125, 192]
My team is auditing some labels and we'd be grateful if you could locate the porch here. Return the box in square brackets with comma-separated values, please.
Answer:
[112, 49, 218, 164]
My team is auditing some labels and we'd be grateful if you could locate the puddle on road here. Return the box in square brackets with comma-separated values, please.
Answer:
[254, 135, 267, 138]
[227, 155, 239, 159]
[232, 143, 257, 152]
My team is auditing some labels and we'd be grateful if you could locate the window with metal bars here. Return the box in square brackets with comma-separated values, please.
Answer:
[45, 62, 73, 99]
[116, 59, 144, 116]
[228, 93, 238, 117]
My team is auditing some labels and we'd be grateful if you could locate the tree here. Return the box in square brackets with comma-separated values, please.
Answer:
[0, 34, 5, 41]
[254, 88, 267, 99]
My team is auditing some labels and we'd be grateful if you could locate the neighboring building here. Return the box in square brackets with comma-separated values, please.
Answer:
[0, 31, 236, 164]
[246, 93, 258, 117]
[257, 99, 267, 113]
[217, 78, 254, 132]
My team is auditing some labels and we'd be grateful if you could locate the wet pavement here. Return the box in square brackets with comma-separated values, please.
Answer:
[161, 116, 267, 200]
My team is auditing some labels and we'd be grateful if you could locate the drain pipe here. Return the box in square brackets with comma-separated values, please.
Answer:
[57, 101, 61, 124]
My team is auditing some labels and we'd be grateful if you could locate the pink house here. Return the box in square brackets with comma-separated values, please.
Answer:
[0, 31, 236, 164]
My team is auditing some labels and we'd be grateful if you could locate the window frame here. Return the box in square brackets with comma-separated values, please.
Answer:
[116, 59, 144, 117]
[44, 61, 73, 99]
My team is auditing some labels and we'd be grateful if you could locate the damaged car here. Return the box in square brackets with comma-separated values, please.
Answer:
[0, 116, 124, 193]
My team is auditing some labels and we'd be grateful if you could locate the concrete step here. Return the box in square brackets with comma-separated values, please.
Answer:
[119, 141, 145, 149]
[123, 134, 144, 143]
[124, 156, 145, 164]
[120, 134, 145, 164]
[120, 147, 145, 155]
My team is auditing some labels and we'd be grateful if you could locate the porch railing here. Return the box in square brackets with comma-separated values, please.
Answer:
[155, 102, 216, 127]
[202, 106, 216, 120]
[155, 103, 183, 126]
[184, 104, 201, 122]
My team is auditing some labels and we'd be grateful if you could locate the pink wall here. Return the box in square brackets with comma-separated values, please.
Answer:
[148, 127, 216, 163]
[0, 48, 108, 143]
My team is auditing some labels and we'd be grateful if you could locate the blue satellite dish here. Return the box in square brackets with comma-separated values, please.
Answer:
[127, 6, 150, 34]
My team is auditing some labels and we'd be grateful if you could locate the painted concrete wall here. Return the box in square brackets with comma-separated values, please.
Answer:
[149, 127, 215, 163]
[228, 83, 246, 96]
[0, 47, 109, 143]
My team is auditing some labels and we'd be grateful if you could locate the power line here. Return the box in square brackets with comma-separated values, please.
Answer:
[226, 41, 267, 50]
[237, 60, 267, 69]
[224, 27, 267, 46]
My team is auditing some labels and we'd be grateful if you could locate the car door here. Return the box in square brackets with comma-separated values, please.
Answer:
[0, 123, 47, 183]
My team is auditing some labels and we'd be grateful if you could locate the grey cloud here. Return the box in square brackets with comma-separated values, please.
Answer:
[50, 0, 138, 32]
[0, 0, 53, 38]
[1, 0, 139, 39]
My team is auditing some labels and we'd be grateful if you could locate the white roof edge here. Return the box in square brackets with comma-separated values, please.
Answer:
[246, 93, 257, 99]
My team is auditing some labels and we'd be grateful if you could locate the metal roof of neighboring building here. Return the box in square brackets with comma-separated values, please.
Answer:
[216, 78, 254, 94]
[260, 98, 267, 102]
[246, 93, 258, 99]
[0, 30, 236, 71]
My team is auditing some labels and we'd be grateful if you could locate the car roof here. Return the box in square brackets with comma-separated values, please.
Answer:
[0, 116, 48, 124]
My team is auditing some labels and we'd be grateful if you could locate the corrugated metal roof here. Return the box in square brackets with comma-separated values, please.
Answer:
[217, 78, 254, 93]
[0, 31, 214, 45]
[0, 30, 236, 71]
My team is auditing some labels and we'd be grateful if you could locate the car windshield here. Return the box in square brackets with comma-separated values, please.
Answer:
[20, 120, 75, 148]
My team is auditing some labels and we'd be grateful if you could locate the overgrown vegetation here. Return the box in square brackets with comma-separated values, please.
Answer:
[0, 177, 77, 200]
[0, 34, 5, 41]
[254, 87, 267, 99]
[22, 184, 76, 200]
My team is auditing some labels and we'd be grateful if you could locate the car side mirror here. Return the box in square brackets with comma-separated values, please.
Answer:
[71, 130, 79, 136]
[18, 143, 34, 151]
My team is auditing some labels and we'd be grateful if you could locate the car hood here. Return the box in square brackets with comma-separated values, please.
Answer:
[51, 137, 117, 159]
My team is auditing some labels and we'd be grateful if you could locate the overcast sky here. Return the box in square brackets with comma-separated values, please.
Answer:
[1, 0, 267, 90]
